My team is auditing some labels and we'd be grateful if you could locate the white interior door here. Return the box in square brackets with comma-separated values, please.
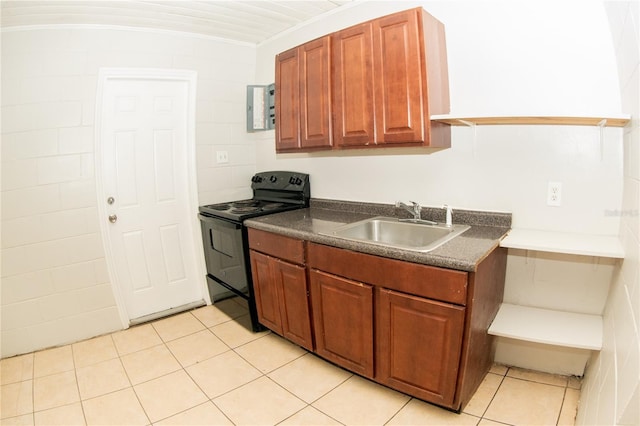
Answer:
[97, 69, 204, 323]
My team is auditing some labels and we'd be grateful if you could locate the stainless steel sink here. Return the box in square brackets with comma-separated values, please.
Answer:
[321, 216, 470, 252]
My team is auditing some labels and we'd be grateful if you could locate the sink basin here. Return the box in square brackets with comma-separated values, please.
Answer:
[321, 216, 470, 252]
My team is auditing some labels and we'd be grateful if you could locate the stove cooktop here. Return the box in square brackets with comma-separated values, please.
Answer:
[199, 199, 304, 222]
[198, 171, 310, 222]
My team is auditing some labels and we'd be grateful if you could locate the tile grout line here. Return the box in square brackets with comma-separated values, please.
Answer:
[69, 340, 88, 426]
[475, 366, 510, 424]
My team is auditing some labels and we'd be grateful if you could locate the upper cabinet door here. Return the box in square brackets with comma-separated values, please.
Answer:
[275, 37, 332, 152]
[372, 9, 424, 144]
[275, 47, 300, 151]
[332, 23, 375, 147]
[299, 36, 333, 150]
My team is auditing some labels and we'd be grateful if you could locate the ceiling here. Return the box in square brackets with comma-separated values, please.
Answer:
[0, 0, 357, 44]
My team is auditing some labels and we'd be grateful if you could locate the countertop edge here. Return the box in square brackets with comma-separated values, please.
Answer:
[244, 203, 511, 272]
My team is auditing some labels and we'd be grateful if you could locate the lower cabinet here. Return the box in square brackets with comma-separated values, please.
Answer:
[309, 269, 374, 378]
[377, 288, 465, 407]
[248, 229, 313, 351]
[248, 229, 507, 412]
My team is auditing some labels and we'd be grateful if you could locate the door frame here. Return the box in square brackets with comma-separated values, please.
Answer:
[95, 68, 209, 328]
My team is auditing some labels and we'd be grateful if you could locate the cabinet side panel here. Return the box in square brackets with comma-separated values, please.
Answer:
[455, 247, 508, 410]
[377, 288, 465, 407]
[310, 269, 374, 377]
[421, 9, 450, 115]
[421, 9, 451, 148]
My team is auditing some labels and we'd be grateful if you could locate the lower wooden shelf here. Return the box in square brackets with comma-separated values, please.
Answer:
[488, 303, 602, 350]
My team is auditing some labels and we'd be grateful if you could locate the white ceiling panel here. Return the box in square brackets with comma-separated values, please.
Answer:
[0, 0, 358, 44]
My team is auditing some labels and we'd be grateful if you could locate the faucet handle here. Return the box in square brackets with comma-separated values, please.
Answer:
[443, 204, 453, 227]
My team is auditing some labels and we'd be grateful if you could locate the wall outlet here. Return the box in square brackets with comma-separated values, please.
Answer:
[215, 150, 229, 164]
[547, 181, 562, 206]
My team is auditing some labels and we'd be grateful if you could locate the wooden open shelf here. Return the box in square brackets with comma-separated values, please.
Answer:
[431, 114, 630, 128]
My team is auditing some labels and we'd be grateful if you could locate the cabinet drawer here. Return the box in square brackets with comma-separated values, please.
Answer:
[308, 242, 467, 305]
[248, 229, 305, 265]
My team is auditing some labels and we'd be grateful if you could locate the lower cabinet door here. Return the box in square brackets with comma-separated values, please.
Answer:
[310, 269, 374, 377]
[250, 251, 283, 334]
[275, 259, 314, 351]
[377, 288, 465, 407]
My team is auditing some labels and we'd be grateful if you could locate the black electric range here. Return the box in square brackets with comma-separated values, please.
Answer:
[198, 171, 310, 331]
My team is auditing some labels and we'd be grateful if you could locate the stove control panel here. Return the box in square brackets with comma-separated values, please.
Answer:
[251, 171, 309, 192]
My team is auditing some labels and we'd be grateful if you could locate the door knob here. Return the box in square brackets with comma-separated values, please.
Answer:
[107, 196, 115, 205]
[108, 214, 118, 223]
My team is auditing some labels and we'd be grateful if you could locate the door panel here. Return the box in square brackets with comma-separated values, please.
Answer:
[377, 288, 465, 406]
[299, 36, 332, 149]
[101, 75, 202, 321]
[276, 259, 313, 350]
[373, 10, 424, 144]
[275, 48, 300, 151]
[310, 269, 374, 377]
[153, 129, 176, 202]
[333, 23, 375, 146]
[250, 250, 283, 334]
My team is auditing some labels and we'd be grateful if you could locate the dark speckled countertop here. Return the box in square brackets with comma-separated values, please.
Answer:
[244, 199, 511, 272]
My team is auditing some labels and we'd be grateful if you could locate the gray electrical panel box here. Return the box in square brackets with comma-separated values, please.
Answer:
[246, 84, 275, 132]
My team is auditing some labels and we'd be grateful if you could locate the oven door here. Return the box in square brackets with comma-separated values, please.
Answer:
[199, 214, 249, 295]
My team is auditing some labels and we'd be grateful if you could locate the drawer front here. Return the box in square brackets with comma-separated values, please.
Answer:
[308, 242, 467, 305]
[248, 228, 305, 265]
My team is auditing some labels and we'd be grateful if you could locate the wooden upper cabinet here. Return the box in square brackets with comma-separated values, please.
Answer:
[275, 47, 300, 151]
[275, 36, 332, 152]
[332, 23, 375, 147]
[372, 8, 450, 147]
[299, 37, 333, 150]
[276, 7, 450, 151]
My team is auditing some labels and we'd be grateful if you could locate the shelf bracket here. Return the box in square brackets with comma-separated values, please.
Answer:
[458, 119, 477, 157]
[598, 119, 607, 161]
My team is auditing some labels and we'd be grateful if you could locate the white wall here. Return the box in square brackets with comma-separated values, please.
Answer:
[579, 2, 640, 425]
[0, 27, 258, 357]
[254, 0, 623, 234]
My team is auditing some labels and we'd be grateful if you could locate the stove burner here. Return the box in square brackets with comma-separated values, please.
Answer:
[232, 200, 259, 208]
[207, 203, 230, 210]
[230, 207, 261, 214]
[262, 203, 284, 210]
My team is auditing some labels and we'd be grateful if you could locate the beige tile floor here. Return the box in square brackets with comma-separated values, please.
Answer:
[1, 298, 581, 425]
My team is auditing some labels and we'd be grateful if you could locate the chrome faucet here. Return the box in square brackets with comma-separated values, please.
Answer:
[395, 201, 422, 221]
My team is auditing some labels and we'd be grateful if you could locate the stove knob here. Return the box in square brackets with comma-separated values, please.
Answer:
[295, 177, 303, 185]
[252, 176, 263, 183]
[269, 175, 277, 183]
[289, 177, 296, 185]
